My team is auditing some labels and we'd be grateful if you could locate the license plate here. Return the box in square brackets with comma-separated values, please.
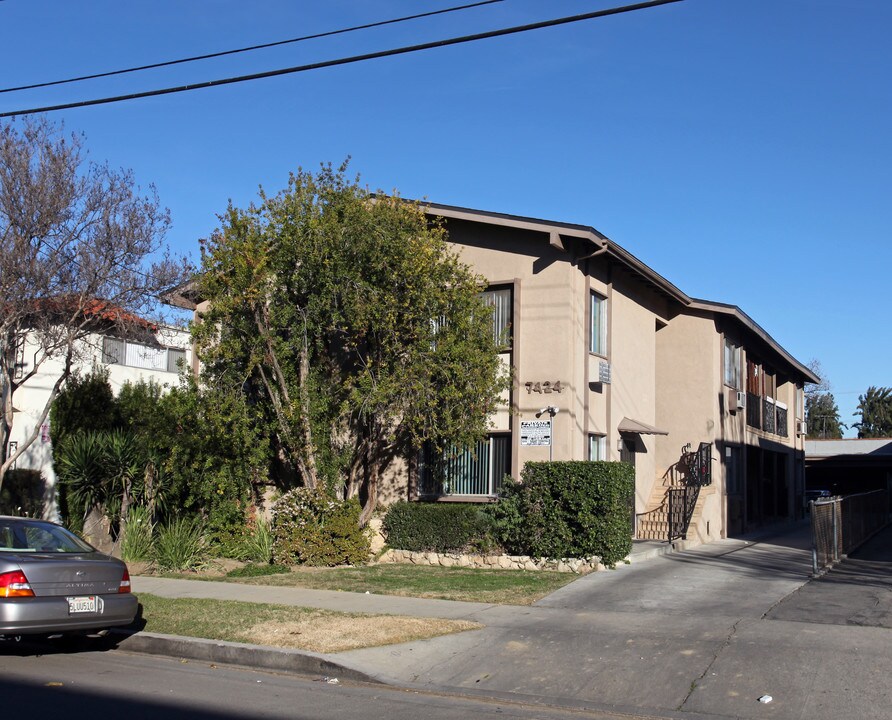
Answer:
[68, 596, 97, 614]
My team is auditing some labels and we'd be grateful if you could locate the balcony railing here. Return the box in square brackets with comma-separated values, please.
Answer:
[746, 394, 789, 438]
[776, 405, 788, 437]
[763, 398, 776, 434]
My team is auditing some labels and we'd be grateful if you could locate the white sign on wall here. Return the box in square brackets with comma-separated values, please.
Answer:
[520, 420, 552, 447]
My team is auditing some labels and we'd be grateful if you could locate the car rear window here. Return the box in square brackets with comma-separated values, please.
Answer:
[0, 521, 93, 553]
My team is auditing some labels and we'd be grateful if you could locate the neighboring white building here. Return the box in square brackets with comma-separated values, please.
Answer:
[7, 324, 191, 517]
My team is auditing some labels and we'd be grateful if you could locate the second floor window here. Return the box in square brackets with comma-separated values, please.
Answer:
[102, 337, 186, 373]
[590, 292, 607, 355]
[724, 338, 741, 389]
[482, 287, 512, 348]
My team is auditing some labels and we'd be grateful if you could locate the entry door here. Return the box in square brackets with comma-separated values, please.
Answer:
[620, 437, 636, 467]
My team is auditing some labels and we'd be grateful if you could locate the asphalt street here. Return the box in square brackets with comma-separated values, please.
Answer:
[0, 646, 671, 720]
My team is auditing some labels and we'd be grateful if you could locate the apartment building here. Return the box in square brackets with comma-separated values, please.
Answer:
[415, 202, 817, 543]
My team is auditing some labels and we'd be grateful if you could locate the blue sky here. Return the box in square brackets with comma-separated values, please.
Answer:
[2, 0, 888, 435]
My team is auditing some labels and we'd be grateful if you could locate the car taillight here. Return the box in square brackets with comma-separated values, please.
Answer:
[118, 568, 131, 594]
[0, 570, 34, 598]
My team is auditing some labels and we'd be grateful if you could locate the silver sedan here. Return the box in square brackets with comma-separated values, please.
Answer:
[0, 516, 138, 639]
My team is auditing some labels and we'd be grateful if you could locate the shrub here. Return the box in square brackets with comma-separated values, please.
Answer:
[485, 461, 634, 565]
[382, 502, 495, 552]
[271, 488, 370, 566]
[155, 516, 207, 571]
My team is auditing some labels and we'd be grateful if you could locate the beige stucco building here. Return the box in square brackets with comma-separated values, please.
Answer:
[169, 199, 817, 545]
[414, 203, 818, 544]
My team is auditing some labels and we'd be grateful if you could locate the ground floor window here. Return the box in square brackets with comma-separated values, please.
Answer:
[588, 434, 606, 461]
[419, 435, 511, 497]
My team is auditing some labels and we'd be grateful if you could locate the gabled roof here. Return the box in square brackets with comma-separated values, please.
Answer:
[421, 201, 818, 386]
[422, 201, 692, 305]
[689, 298, 819, 384]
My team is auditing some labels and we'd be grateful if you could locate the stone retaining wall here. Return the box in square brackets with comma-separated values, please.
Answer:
[376, 548, 607, 574]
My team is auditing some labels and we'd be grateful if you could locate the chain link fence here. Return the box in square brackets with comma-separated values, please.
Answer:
[811, 489, 890, 573]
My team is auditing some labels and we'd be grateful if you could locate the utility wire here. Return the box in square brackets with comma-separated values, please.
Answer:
[0, 0, 504, 95]
[0, 0, 683, 119]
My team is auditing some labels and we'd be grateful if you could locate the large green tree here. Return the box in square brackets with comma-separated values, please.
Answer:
[806, 392, 845, 439]
[852, 386, 892, 438]
[194, 163, 507, 523]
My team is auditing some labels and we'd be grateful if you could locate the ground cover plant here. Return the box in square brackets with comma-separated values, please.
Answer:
[136, 593, 480, 653]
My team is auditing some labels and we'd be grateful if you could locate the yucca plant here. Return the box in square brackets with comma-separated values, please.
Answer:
[120, 505, 154, 563]
[239, 515, 274, 564]
[154, 516, 206, 571]
[54, 432, 109, 522]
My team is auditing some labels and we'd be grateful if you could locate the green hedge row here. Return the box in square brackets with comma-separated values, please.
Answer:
[382, 501, 494, 553]
[383, 462, 634, 565]
[486, 461, 634, 565]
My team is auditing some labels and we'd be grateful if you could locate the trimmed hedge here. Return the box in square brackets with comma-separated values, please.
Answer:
[382, 501, 494, 553]
[486, 461, 634, 565]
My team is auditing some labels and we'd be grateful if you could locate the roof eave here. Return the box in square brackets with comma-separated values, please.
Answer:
[421, 201, 691, 306]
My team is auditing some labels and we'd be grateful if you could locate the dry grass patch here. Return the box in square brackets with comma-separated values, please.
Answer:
[137, 593, 480, 653]
[247, 615, 479, 653]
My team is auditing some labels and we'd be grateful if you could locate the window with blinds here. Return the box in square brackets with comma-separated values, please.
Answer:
[482, 287, 512, 348]
[102, 336, 186, 374]
[419, 435, 511, 497]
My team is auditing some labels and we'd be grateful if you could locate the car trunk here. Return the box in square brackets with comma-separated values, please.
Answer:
[14, 554, 124, 597]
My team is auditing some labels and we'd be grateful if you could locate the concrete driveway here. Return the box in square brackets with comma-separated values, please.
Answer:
[338, 523, 892, 720]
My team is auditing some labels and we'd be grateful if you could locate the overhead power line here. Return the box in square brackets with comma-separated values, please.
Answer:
[0, 0, 683, 119]
[0, 0, 504, 95]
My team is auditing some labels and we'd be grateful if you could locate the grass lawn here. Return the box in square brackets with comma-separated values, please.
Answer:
[136, 593, 481, 653]
[221, 564, 578, 605]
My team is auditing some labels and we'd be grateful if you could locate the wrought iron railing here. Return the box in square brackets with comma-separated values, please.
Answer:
[667, 442, 713, 541]
[763, 398, 776, 434]
[747, 393, 791, 438]
[776, 405, 788, 437]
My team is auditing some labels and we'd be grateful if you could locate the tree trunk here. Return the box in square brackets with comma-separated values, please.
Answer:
[82, 505, 115, 556]
[255, 304, 319, 489]
[359, 458, 378, 528]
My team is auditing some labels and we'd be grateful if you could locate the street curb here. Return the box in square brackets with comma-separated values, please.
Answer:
[111, 630, 381, 685]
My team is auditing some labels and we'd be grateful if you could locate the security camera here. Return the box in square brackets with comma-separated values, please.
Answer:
[536, 406, 559, 417]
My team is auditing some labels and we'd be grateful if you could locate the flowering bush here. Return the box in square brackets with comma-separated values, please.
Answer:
[270, 487, 370, 566]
